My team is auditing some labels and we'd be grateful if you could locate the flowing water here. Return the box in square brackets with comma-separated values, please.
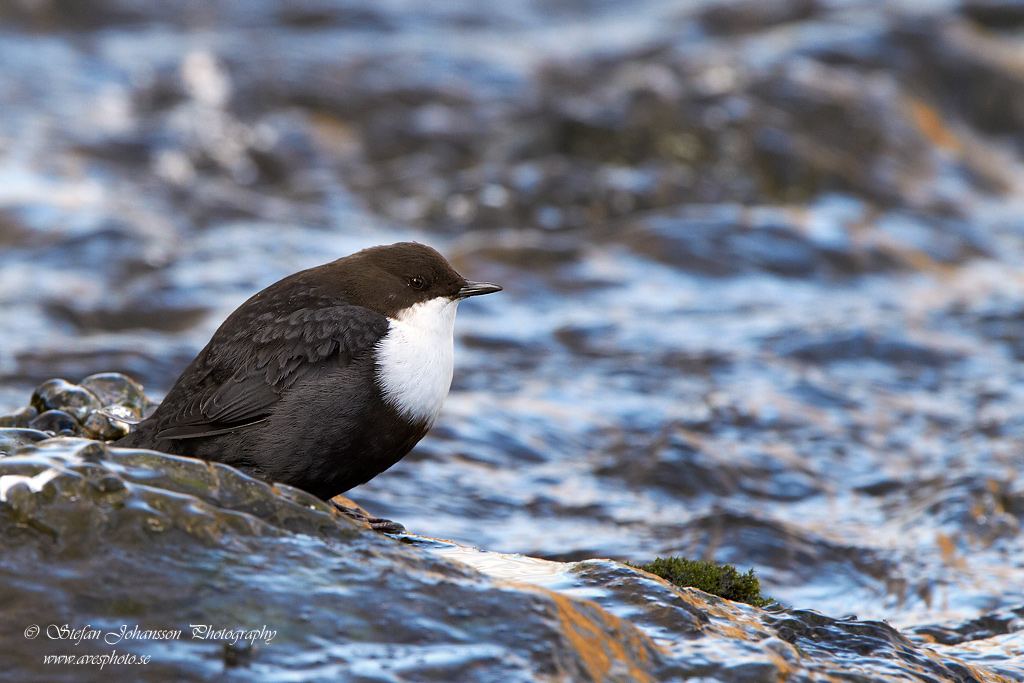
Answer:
[2, 0, 1024, 677]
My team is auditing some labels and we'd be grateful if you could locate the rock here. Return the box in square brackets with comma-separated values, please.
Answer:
[46, 302, 210, 333]
[0, 428, 50, 454]
[620, 206, 743, 276]
[0, 437, 1009, 681]
[699, 0, 820, 36]
[908, 603, 1024, 645]
[774, 330, 961, 367]
[894, 16, 1024, 138]
[28, 409, 81, 435]
[29, 379, 100, 422]
[961, 301, 1024, 360]
[0, 406, 37, 428]
[79, 373, 147, 416]
[961, 0, 1024, 28]
[0, 438, 667, 679]
[81, 409, 133, 440]
[618, 204, 876, 277]
[10, 375, 148, 441]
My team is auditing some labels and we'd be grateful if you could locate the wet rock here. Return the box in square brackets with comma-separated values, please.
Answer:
[597, 428, 822, 502]
[46, 302, 210, 333]
[961, 0, 1024, 30]
[29, 379, 100, 422]
[16, 437, 365, 542]
[31, 225, 149, 282]
[81, 409, 133, 440]
[326, 20, 981, 238]
[764, 608, 964, 678]
[0, 406, 37, 428]
[964, 302, 1024, 360]
[0, 428, 50, 454]
[894, 17, 1024, 139]
[699, 0, 820, 36]
[596, 429, 739, 497]
[908, 603, 1024, 645]
[774, 330, 961, 366]
[554, 323, 621, 358]
[613, 201, 974, 277]
[0, 0, 152, 30]
[421, 544, 1008, 682]
[9, 374, 147, 442]
[79, 373, 147, 415]
[459, 234, 584, 272]
[275, 3, 394, 31]
[28, 409, 81, 436]
[0, 439, 671, 681]
[0, 209, 33, 247]
[620, 206, 744, 276]
[0, 0, 356, 31]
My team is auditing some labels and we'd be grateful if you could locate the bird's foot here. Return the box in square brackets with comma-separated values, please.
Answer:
[329, 498, 407, 534]
[364, 516, 407, 534]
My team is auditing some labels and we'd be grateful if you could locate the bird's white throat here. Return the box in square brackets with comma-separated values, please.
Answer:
[375, 296, 459, 425]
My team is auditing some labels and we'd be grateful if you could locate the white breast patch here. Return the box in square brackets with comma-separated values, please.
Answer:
[375, 297, 459, 425]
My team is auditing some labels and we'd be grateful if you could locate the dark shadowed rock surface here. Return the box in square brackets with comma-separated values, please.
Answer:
[2, 0, 1024, 679]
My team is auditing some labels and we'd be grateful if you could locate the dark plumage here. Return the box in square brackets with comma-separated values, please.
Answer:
[116, 242, 500, 500]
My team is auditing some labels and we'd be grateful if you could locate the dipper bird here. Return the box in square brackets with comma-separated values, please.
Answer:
[116, 242, 501, 500]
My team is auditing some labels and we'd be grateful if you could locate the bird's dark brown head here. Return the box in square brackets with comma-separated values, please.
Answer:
[317, 242, 501, 317]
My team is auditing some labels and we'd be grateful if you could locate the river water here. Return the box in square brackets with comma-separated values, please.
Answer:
[2, 0, 1024, 666]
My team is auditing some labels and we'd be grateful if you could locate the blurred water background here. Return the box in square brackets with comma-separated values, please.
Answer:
[3, 0, 1024, 651]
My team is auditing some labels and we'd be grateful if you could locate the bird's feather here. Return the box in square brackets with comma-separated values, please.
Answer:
[155, 304, 389, 440]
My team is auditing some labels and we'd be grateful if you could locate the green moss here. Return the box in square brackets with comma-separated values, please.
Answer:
[626, 556, 772, 608]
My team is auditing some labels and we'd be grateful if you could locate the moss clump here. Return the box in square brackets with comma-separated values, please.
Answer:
[626, 556, 772, 608]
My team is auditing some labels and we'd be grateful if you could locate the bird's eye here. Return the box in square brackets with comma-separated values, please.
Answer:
[409, 276, 426, 290]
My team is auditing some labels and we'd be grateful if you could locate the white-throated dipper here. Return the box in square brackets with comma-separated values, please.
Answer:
[116, 242, 501, 500]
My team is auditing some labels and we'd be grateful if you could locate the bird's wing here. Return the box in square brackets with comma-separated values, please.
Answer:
[155, 305, 389, 440]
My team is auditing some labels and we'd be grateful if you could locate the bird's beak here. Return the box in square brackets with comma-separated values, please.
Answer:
[457, 281, 503, 298]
